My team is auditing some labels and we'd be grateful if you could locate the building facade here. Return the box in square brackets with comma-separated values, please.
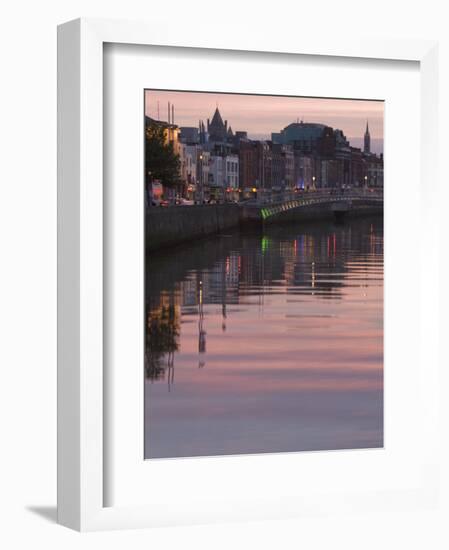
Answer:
[147, 109, 384, 202]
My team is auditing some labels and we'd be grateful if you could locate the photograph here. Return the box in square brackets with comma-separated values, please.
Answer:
[144, 90, 384, 459]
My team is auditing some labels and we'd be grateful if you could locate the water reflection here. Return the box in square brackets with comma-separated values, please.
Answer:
[145, 217, 383, 458]
[144, 298, 179, 384]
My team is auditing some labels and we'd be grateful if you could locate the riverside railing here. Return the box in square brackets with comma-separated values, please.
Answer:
[254, 190, 383, 220]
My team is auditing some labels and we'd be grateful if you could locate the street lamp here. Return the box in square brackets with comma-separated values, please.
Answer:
[198, 154, 204, 204]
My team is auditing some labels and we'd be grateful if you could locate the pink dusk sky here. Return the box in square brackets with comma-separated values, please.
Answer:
[145, 90, 384, 154]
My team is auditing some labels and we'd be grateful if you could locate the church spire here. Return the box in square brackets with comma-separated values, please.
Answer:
[364, 119, 371, 154]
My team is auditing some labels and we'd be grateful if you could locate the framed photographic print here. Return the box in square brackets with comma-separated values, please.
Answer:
[57, 18, 441, 531]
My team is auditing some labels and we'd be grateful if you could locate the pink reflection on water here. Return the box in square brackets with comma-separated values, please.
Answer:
[145, 218, 383, 458]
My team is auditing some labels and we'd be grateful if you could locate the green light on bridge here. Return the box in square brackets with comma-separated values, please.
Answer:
[261, 236, 270, 253]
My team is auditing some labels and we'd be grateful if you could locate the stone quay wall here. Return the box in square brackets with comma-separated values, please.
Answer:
[145, 200, 382, 251]
[145, 204, 240, 252]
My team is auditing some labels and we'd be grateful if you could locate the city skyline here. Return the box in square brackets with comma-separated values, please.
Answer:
[145, 90, 384, 155]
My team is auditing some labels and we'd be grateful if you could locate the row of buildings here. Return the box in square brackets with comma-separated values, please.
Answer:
[145, 106, 383, 202]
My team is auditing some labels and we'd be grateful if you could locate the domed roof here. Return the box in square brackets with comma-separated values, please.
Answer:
[283, 122, 327, 141]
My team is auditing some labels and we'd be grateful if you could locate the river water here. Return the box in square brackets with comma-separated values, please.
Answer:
[145, 216, 383, 459]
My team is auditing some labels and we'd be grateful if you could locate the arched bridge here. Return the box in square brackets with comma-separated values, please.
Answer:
[240, 190, 383, 224]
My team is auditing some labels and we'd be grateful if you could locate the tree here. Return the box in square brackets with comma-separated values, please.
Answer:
[145, 123, 181, 189]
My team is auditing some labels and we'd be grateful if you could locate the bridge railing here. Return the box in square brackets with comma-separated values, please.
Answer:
[254, 190, 383, 220]
[250, 188, 383, 206]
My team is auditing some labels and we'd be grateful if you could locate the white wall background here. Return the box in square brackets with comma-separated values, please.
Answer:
[0, 0, 448, 548]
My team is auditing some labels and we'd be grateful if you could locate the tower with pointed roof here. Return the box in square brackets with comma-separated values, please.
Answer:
[207, 107, 229, 142]
[364, 120, 371, 154]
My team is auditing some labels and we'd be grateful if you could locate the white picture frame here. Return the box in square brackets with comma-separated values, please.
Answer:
[57, 17, 440, 531]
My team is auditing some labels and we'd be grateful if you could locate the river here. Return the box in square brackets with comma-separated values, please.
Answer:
[144, 216, 383, 459]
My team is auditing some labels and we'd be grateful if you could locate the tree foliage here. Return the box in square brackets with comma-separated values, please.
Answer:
[145, 123, 181, 188]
